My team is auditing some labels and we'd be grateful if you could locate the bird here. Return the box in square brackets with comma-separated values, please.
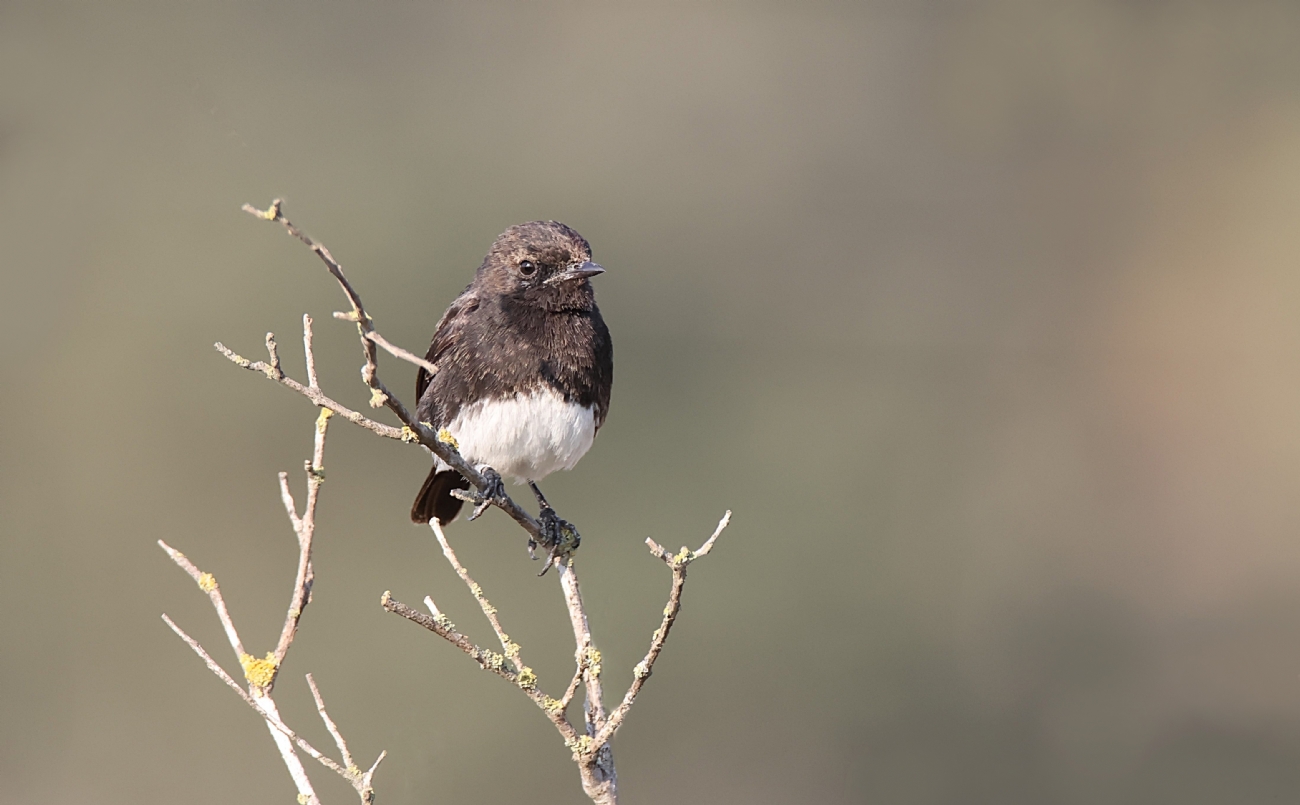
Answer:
[410, 221, 613, 550]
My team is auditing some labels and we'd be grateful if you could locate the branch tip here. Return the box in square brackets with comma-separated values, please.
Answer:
[242, 198, 283, 220]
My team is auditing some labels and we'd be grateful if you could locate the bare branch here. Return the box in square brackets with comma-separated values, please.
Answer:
[278, 471, 301, 534]
[645, 510, 732, 566]
[430, 519, 523, 668]
[551, 559, 619, 802]
[694, 510, 731, 559]
[162, 613, 256, 703]
[355, 326, 437, 374]
[381, 591, 580, 742]
[554, 562, 607, 728]
[158, 541, 246, 661]
[384, 591, 505, 675]
[559, 662, 585, 713]
[265, 332, 283, 379]
[366, 750, 388, 781]
[162, 614, 335, 801]
[303, 313, 319, 389]
[592, 512, 732, 749]
[256, 696, 326, 805]
[161, 397, 385, 804]
[273, 406, 330, 668]
[215, 340, 409, 441]
[307, 673, 355, 772]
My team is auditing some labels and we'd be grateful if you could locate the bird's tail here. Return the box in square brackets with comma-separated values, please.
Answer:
[410, 468, 471, 524]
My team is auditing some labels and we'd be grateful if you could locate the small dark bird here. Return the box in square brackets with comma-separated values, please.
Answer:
[410, 221, 613, 543]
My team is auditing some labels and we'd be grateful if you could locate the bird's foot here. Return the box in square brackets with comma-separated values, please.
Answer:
[534, 506, 580, 576]
[466, 467, 507, 521]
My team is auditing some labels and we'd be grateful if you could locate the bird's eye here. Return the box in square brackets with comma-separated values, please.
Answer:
[519, 260, 536, 276]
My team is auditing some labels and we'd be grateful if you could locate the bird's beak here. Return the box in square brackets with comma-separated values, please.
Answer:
[547, 260, 606, 285]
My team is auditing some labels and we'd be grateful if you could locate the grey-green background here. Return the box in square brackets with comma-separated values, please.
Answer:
[5, 3, 1300, 803]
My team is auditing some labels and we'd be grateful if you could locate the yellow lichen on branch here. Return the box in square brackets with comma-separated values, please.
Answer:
[437, 429, 459, 450]
[240, 652, 278, 690]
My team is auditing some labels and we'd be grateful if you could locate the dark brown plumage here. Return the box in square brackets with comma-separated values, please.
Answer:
[410, 221, 613, 525]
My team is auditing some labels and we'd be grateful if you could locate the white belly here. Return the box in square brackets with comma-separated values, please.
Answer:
[438, 387, 597, 482]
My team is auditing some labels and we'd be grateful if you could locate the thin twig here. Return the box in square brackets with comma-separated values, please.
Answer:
[265, 332, 283, 379]
[307, 673, 355, 772]
[163, 614, 258, 705]
[555, 561, 606, 731]
[161, 397, 385, 804]
[303, 313, 319, 389]
[159, 541, 246, 661]
[366, 750, 388, 781]
[216, 341, 408, 440]
[593, 512, 732, 748]
[553, 559, 619, 803]
[279, 471, 301, 534]
[382, 591, 581, 743]
[430, 519, 523, 668]
[272, 318, 330, 669]
[163, 614, 345, 778]
[384, 592, 509, 678]
[273, 416, 328, 667]
[352, 325, 437, 374]
[559, 662, 585, 712]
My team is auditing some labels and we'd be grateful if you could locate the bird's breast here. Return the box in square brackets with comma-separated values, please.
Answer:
[440, 386, 597, 483]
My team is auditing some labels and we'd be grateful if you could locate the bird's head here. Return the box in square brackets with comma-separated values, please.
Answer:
[477, 221, 605, 310]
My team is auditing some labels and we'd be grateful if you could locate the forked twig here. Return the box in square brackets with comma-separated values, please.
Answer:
[384, 515, 731, 804]
[161, 319, 384, 803]
[593, 511, 732, 748]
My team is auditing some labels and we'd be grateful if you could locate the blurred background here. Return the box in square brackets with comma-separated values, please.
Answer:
[4, 2, 1300, 803]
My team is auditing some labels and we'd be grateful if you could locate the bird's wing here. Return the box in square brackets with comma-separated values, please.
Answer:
[591, 307, 614, 432]
[415, 289, 480, 402]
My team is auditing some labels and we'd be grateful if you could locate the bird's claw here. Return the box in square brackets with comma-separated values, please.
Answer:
[534, 506, 580, 575]
[466, 467, 507, 521]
